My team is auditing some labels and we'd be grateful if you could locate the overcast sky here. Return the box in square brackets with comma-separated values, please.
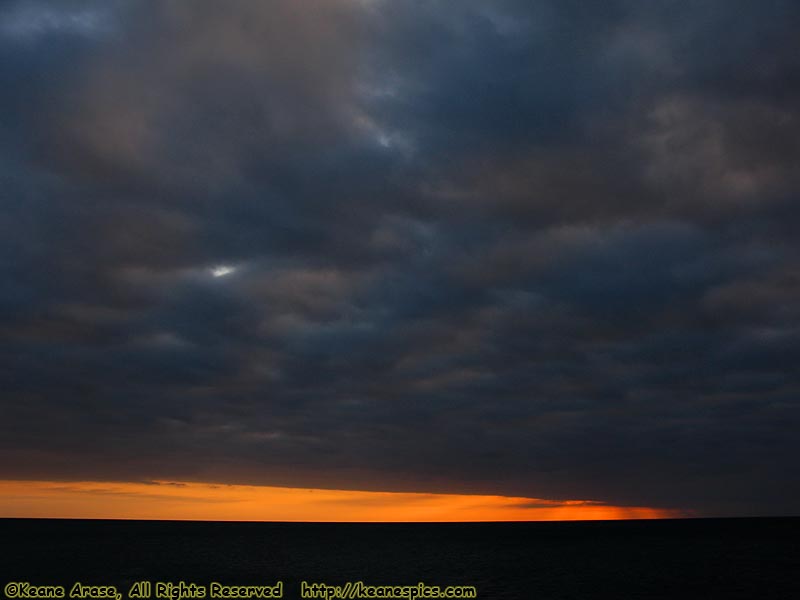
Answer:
[1, 0, 799, 517]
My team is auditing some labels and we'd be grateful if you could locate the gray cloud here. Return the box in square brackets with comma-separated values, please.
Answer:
[1, 0, 799, 517]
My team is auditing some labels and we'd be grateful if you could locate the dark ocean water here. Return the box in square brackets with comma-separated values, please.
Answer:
[1, 518, 798, 600]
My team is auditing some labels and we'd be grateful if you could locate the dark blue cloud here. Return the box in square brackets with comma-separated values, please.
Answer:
[0, 0, 798, 516]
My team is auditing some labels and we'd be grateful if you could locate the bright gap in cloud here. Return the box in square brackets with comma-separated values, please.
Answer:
[210, 265, 236, 278]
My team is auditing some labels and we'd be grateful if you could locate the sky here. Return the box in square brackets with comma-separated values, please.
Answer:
[0, 0, 798, 521]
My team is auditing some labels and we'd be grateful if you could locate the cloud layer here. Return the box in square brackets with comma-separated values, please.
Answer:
[1, 0, 799, 516]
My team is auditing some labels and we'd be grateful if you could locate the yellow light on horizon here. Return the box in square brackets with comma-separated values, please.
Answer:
[0, 480, 684, 522]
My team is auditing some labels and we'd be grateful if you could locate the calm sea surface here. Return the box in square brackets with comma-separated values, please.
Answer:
[2, 518, 798, 599]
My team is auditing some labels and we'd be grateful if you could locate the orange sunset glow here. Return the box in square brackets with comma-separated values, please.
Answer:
[0, 480, 683, 522]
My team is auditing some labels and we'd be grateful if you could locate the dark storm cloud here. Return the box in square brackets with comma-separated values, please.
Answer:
[1, 0, 799, 516]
